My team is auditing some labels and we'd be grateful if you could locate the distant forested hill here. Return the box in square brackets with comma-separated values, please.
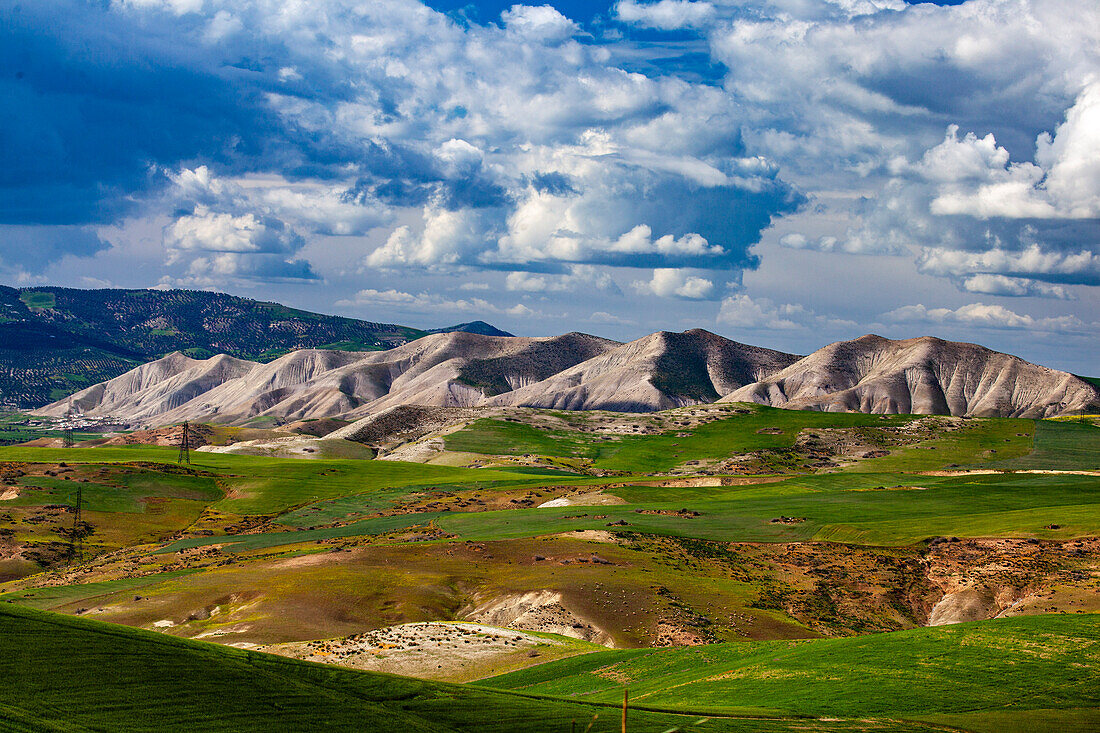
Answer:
[0, 286, 425, 408]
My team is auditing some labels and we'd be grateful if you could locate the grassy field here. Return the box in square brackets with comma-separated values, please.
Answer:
[446, 407, 928, 473]
[444, 406, 1035, 475]
[0, 444, 556, 515]
[486, 613, 1100, 728]
[0, 408, 1098, 730]
[983, 419, 1100, 471]
[0, 604, 940, 732]
[146, 469, 1100, 553]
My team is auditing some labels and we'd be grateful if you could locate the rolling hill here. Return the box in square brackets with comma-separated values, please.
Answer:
[4, 603, 873, 733]
[486, 613, 1100, 728]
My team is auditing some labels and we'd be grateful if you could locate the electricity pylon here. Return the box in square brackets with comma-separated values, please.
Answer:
[177, 421, 191, 465]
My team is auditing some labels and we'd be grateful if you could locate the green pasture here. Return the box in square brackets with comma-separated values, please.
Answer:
[486, 613, 1100, 723]
[275, 476, 623, 529]
[0, 445, 555, 515]
[446, 406, 927, 473]
[446, 406, 1035, 475]
[155, 470, 1100, 552]
[0, 570, 200, 609]
[0, 604, 937, 732]
[1, 414, 1095, 557]
[984, 419, 1100, 471]
[18, 291, 55, 310]
[11, 470, 221, 513]
[843, 417, 1032, 472]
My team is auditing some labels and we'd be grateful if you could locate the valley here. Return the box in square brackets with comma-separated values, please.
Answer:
[2, 296, 1099, 730]
[1, 395, 1098, 730]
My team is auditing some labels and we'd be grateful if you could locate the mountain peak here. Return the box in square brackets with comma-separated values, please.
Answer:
[427, 321, 515, 337]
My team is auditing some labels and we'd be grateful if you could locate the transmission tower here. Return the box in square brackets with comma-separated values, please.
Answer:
[177, 421, 191, 465]
[62, 397, 74, 449]
[69, 482, 83, 565]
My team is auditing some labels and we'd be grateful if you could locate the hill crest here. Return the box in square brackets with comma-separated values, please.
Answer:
[722, 333, 1100, 418]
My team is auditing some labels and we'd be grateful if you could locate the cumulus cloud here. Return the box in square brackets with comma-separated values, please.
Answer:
[6, 0, 799, 286]
[164, 208, 302, 256]
[958, 274, 1074, 300]
[919, 84, 1100, 220]
[883, 302, 1087, 332]
[155, 166, 387, 283]
[616, 1, 716, 30]
[589, 311, 637, 325]
[505, 265, 620, 293]
[501, 5, 578, 42]
[366, 207, 497, 268]
[6, 0, 1100, 356]
[916, 244, 1100, 287]
[717, 295, 805, 330]
[337, 288, 538, 316]
[159, 206, 316, 283]
[710, 0, 1100, 299]
[168, 167, 389, 238]
[113, 0, 204, 15]
[631, 268, 716, 299]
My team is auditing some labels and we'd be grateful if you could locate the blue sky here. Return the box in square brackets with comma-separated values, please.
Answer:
[1, 0, 1098, 373]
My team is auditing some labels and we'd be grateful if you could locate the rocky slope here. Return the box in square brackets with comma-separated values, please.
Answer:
[722, 334, 1100, 418]
[489, 329, 800, 412]
[37, 331, 618, 426]
[35, 331, 1098, 425]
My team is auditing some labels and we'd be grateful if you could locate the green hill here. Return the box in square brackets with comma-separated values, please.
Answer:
[0, 286, 425, 408]
[486, 613, 1100, 731]
[0, 604, 934, 732]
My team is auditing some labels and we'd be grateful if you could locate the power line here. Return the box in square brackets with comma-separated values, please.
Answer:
[63, 397, 74, 449]
[69, 482, 83, 565]
[177, 421, 191, 465]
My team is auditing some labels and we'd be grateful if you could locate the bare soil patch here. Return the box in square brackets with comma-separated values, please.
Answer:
[259, 622, 570, 681]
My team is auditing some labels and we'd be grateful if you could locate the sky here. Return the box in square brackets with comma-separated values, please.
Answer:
[2, 0, 1098, 374]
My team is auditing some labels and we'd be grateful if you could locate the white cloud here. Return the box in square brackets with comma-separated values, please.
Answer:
[18, 0, 1100, 360]
[164, 207, 301, 255]
[113, 0, 203, 15]
[505, 265, 619, 293]
[717, 295, 804, 330]
[632, 268, 716, 299]
[168, 167, 388, 237]
[616, 1, 716, 31]
[917, 244, 1100, 283]
[203, 10, 242, 42]
[589, 311, 637, 325]
[779, 233, 849, 253]
[500, 5, 578, 42]
[708, 0, 1100, 294]
[337, 288, 538, 317]
[610, 226, 721, 257]
[883, 302, 1086, 332]
[959, 274, 1074, 300]
[922, 83, 1100, 220]
[367, 207, 495, 268]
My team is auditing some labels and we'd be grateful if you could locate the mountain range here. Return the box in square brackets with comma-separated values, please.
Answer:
[37, 328, 1100, 426]
[0, 286, 496, 408]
